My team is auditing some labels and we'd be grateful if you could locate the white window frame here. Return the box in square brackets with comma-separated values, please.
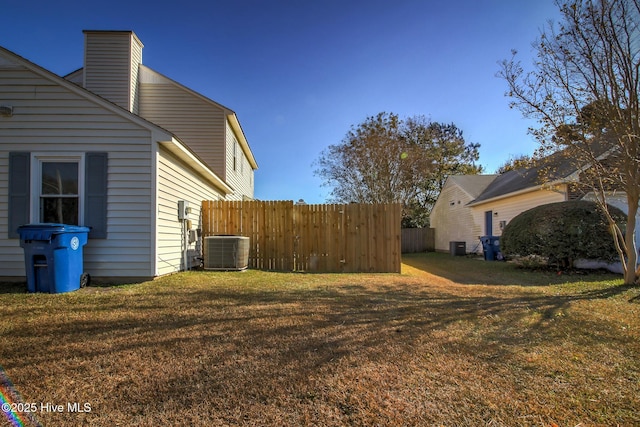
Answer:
[31, 153, 85, 224]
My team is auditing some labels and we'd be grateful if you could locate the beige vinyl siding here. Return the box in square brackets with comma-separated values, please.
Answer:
[431, 182, 568, 254]
[430, 182, 480, 253]
[470, 187, 568, 239]
[83, 31, 142, 113]
[129, 36, 142, 115]
[156, 146, 223, 275]
[225, 121, 254, 200]
[139, 67, 226, 178]
[0, 64, 156, 278]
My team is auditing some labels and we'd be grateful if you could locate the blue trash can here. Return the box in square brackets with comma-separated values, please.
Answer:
[480, 236, 502, 261]
[18, 224, 90, 293]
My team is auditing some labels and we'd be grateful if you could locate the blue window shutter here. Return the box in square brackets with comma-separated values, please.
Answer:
[85, 152, 108, 239]
[8, 152, 31, 238]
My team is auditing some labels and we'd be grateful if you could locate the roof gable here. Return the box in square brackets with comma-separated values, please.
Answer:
[447, 175, 498, 199]
[0, 44, 232, 193]
[0, 45, 172, 138]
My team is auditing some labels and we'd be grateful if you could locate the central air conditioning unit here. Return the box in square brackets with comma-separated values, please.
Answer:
[204, 236, 250, 270]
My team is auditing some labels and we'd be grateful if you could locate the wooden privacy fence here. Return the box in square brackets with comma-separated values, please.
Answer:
[201, 200, 401, 273]
[401, 228, 435, 253]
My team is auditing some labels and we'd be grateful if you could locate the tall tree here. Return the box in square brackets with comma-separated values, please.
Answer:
[499, 0, 640, 284]
[314, 112, 482, 227]
[402, 116, 482, 227]
[314, 112, 426, 205]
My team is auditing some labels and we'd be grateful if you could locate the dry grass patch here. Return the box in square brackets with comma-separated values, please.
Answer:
[1, 253, 639, 426]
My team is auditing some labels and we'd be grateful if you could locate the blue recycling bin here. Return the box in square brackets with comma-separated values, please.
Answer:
[480, 236, 502, 261]
[18, 224, 90, 293]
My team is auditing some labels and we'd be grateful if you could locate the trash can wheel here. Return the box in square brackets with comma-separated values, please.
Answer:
[80, 273, 90, 288]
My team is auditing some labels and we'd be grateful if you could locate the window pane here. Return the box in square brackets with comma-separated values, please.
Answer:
[42, 162, 78, 195]
[40, 197, 79, 225]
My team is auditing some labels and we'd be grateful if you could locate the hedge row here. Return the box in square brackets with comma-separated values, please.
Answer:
[500, 201, 626, 268]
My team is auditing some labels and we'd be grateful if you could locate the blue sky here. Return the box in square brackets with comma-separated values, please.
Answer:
[1, 1, 561, 204]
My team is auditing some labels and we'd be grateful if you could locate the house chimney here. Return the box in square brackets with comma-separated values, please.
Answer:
[82, 30, 143, 114]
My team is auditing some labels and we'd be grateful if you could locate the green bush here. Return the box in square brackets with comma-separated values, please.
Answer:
[500, 201, 626, 268]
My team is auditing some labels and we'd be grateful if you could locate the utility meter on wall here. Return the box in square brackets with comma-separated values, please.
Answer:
[178, 200, 191, 220]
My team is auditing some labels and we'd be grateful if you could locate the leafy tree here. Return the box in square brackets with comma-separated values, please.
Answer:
[495, 154, 536, 174]
[314, 112, 427, 206]
[498, 0, 640, 284]
[403, 116, 483, 226]
[314, 113, 482, 227]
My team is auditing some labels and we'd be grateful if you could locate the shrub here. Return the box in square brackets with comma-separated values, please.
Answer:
[500, 200, 626, 268]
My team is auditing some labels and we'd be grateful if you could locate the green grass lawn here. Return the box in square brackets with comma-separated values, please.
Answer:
[1, 253, 639, 426]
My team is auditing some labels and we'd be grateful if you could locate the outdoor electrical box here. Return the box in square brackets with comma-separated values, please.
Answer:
[178, 200, 191, 220]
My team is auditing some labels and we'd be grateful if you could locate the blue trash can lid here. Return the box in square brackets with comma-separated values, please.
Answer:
[18, 223, 90, 240]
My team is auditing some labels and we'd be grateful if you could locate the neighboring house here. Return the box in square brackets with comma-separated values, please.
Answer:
[431, 147, 640, 255]
[430, 152, 580, 254]
[0, 30, 258, 282]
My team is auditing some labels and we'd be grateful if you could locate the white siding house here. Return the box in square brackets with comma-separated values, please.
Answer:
[431, 167, 573, 254]
[0, 30, 258, 283]
[430, 175, 498, 254]
[137, 63, 257, 200]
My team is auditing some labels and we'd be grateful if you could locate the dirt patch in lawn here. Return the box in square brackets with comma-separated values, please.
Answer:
[1, 253, 639, 426]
